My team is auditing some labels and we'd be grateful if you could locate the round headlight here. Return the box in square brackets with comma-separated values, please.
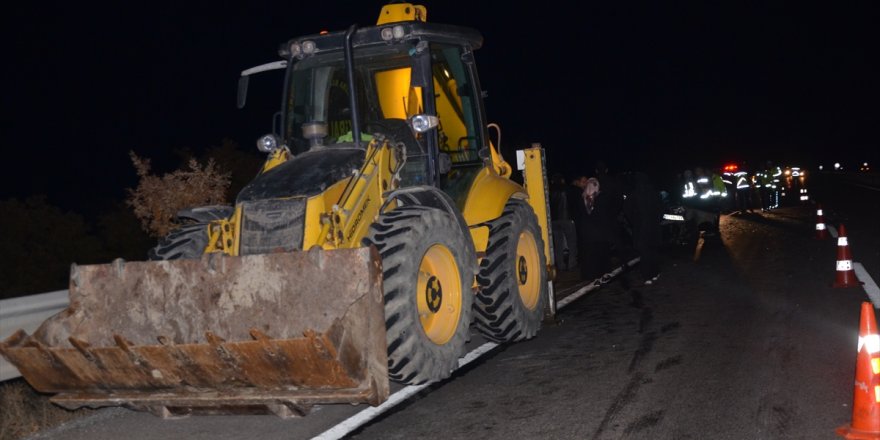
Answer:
[302, 40, 316, 55]
[257, 134, 279, 153]
[392, 25, 405, 39]
[410, 114, 439, 133]
[380, 27, 394, 41]
[289, 43, 302, 58]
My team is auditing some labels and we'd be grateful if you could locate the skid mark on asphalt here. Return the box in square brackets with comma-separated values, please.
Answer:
[630, 290, 644, 308]
[654, 355, 683, 373]
[592, 373, 646, 440]
[754, 324, 796, 437]
[464, 400, 488, 409]
[623, 409, 666, 435]
[628, 332, 657, 373]
[771, 405, 793, 435]
[638, 308, 654, 333]
[660, 322, 680, 333]
[756, 395, 794, 437]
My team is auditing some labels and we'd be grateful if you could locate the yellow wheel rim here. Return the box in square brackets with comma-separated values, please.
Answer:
[417, 244, 463, 345]
[516, 230, 541, 310]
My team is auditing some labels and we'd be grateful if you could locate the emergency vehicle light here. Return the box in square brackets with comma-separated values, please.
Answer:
[663, 214, 685, 222]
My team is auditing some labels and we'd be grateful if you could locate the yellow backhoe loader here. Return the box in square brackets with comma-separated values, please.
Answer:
[1, 3, 556, 417]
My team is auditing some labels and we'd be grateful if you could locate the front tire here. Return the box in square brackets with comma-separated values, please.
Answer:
[475, 199, 547, 342]
[147, 223, 209, 260]
[363, 206, 476, 384]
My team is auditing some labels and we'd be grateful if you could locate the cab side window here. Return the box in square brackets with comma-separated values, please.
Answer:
[431, 46, 482, 165]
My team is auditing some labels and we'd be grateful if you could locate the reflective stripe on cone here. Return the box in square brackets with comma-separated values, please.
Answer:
[834, 224, 859, 289]
[816, 204, 829, 240]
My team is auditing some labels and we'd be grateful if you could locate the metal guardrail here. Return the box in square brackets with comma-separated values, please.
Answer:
[0, 290, 69, 381]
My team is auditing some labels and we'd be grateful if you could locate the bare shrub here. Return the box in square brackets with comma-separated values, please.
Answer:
[126, 151, 230, 237]
[175, 139, 264, 200]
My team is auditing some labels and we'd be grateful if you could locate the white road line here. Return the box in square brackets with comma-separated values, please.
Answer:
[556, 257, 640, 310]
[312, 342, 499, 440]
[312, 256, 640, 439]
[556, 280, 601, 309]
[854, 262, 880, 306]
[828, 224, 839, 238]
[849, 182, 880, 192]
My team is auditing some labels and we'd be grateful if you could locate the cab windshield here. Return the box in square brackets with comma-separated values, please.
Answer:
[284, 45, 419, 153]
[283, 41, 485, 197]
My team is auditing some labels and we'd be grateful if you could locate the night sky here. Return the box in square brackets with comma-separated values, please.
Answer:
[4, 1, 878, 211]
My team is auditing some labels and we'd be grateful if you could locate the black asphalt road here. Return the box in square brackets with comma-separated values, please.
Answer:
[350, 204, 868, 439]
[31, 179, 879, 440]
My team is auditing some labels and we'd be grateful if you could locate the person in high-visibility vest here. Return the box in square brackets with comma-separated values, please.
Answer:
[770, 164, 782, 208]
[734, 170, 751, 214]
[721, 168, 736, 212]
[710, 170, 730, 214]
[757, 165, 773, 211]
[694, 167, 713, 201]
[704, 169, 725, 232]
[682, 169, 696, 200]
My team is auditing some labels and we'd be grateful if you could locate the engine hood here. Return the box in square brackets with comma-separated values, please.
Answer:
[237, 147, 365, 202]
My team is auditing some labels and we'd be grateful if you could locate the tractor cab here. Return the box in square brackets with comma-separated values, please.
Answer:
[241, 4, 492, 203]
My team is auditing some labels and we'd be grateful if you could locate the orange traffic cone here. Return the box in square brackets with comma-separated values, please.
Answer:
[837, 302, 880, 439]
[816, 205, 829, 240]
[834, 224, 860, 288]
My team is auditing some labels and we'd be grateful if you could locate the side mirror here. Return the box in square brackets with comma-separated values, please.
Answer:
[237, 75, 249, 109]
[236, 60, 288, 109]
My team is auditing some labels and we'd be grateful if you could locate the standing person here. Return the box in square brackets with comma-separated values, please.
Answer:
[549, 174, 578, 271]
[711, 170, 728, 206]
[734, 170, 751, 214]
[707, 169, 726, 233]
[721, 167, 736, 212]
[621, 172, 663, 285]
[694, 167, 712, 200]
[593, 160, 625, 264]
[579, 177, 616, 282]
[568, 175, 590, 276]
[594, 161, 623, 219]
[758, 161, 777, 211]
[681, 169, 697, 200]
[749, 169, 763, 213]
[769, 162, 782, 209]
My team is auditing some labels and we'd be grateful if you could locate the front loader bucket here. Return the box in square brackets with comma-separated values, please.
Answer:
[0, 247, 389, 417]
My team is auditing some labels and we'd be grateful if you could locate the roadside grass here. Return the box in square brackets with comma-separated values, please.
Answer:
[0, 379, 91, 440]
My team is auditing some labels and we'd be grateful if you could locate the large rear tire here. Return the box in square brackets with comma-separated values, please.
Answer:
[147, 223, 209, 261]
[363, 206, 475, 384]
[475, 199, 547, 342]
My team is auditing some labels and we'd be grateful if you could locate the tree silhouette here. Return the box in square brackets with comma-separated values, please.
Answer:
[0, 197, 103, 298]
[95, 201, 154, 261]
[0, 142, 265, 298]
